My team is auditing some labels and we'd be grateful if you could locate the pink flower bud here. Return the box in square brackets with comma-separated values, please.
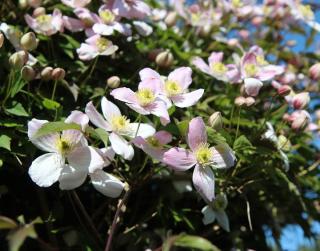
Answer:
[290, 110, 310, 130]
[155, 50, 174, 68]
[245, 97, 255, 107]
[41, 67, 53, 81]
[235, 96, 246, 106]
[292, 92, 310, 110]
[21, 65, 35, 81]
[0, 33, 4, 48]
[309, 63, 320, 80]
[277, 85, 292, 97]
[51, 68, 65, 80]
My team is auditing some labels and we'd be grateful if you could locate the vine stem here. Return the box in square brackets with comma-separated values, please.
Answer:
[235, 107, 242, 140]
[81, 56, 98, 87]
[104, 188, 131, 251]
[51, 80, 58, 100]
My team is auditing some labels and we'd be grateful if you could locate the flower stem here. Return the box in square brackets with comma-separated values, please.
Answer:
[235, 107, 242, 140]
[81, 56, 98, 87]
[51, 80, 58, 100]
[104, 188, 131, 251]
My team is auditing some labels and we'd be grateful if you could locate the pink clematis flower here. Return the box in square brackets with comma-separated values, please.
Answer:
[163, 117, 236, 202]
[192, 52, 240, 83]
[61, 0, 91, 8]
[111, 68, 170, 125]
[25, 9, 64, 36]
[286, 110, 311, 130]
[76, 34, 118, 60]
[132, 130, 172, 160]
[85, 97, 155, 160]
[112, 0, 151, 19]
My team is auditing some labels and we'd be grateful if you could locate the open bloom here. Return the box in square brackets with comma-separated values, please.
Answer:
[163, 117, 236, 202]
[76, 34, 118, 60]
[112, 0, 151, 19]
[132, 130, 172, 160]
[192, 52, 239, 83]
[27, 111, 124, 197]
[61, 0, 91, 8]
[85, 97, 155, 160]
[25, 9, 63, 36]
[111, 68, 170, 125]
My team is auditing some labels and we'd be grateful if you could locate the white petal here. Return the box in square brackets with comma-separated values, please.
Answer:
[85, 101, 111, 131]
[109, 132, 134, 160]
[28, 153, 64, 187]
[101, 97, 121, 124]
[65, 110, 89, 131]
[201, 205, 216, 225]
[90, 170, 125, 198]
[126, 123, 155, 138]
[192, 165, 215, 202]
[59, 164, 88, 190]
[86, 146, 109, 173]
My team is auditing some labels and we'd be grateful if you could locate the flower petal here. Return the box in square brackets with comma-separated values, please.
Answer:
[168, 67, 192, 90]
[192, 57, 211, 75]
[244, 78, 263, 97]
[192, 164, 215, 202]
[163, 148, 196, 171]
[208, 52, 223, 64]
[101, 97, 122, 123]
[187, 117, 207, 151]
[28, 153, 64, 187]
[154, 131, 172, 145]
[110, 88, 138, 104]
[201, 205, 216, 225]
[171, 89, 204, 108]
[59, 164, 87, 190]
[126, 123, 155, 138]
[109, 132, 134, 160]
[211, 144, 236, 169]
[65, 110, 89, 131]
[85, 101, 111, 131]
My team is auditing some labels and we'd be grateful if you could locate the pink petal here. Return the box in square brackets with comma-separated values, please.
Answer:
[110, 87, 138, 104]
[63, 16, 85, 32]
[65, 110, 89, 131]
[85, 101, 111, 131]
[257, 65, 284, 81]
[244, 78, 263, 97]
[168, 67, 192, 90]
[171, 89, 204, 108]
[162, 147, 196, 171]
[187, 117, 207, 151]
[208, 52, 223, 64]
[192, 164, 215, 202]
[145, 99, 170, 125]
[132, 137, 165, 160]
[24, 14, 38, 31]
[76, 43, 98, 61]
[192, 57, 211, 75]
[154, 131, 172, 145]
[139, 68, 161, 81]
[211, 144, 236, 169]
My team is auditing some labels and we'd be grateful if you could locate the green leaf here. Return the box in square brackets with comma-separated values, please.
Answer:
[33, 122, 81, 139]
[173, 234, 220, 251]
[95, 128, 109, 147]
[175, 119, 189, 137]
[0, 135, 11, 151]
[233, 135, 254, 152]
[42, 98, 61, 110]
[6, 103, 29, 117]
[0, 216, 17, 230]
[207, 127, 227, 145]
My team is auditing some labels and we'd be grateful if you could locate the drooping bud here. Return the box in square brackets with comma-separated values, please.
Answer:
[9, 51, 29, 69]
[0, 33, 4, 48]
[235, 96, 246, 107]
[33, 7, 46, 17]
[277, 85, 292, 97]
[289, 110, 310, 130]
[107, 76, 120, 89]
[20, 32, 38, 51]
[208, 112, 223, 130]
[41, 67, 53, 81]
[164, 11, 177, 27]
[21, 65, 35, 81]
[245, 97, 255, 106]
[155, 50, 174, 68]
[292, 92, 310, 110]
[244, 78, 263, 97]
[51, 68, 65, 81]
[309, 63, 320, 80]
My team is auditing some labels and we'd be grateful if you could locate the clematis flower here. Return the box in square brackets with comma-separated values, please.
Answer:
[25, 9, 63, 36]
[132, 131, 172, 160]
[85, 97, 155, 160]
[192, 52, 240, 83]
[76, 34, 118, 61]
[92, 5, 132, 36]
[111, 68, 170, 125]
[291, 92, 310, 110]
[160, 67, 204, 108]
[286, 110, 311, 130]
[163, 117, 236, 202]
[112, 0, 151, 20]
[61, 0, 91, 8]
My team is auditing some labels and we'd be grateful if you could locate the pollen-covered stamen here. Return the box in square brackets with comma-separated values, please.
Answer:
[194, 143, 213, 165]
[299, 4, 314, 20]
[99, 10, 116, 24]
[256, 55, 268, 66]
[56, 138, 73, 155]
[211, 62, 227, 75]
[244, 63, 258, 77]
[232, 0, 243, 8]
[165, 80, 182, 97]
[136, 88, 156, 106]
[36, 15, 53, 30]
[96, 37, 111, 52]
[146, 136, 161, 148]
[111, 115, 130, 133]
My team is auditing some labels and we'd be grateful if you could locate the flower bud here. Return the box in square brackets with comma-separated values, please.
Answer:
[244, 78, 263, 97]
[148, 48, 162, 61]
[277, 85, 292, 97]
[21, 65, 35, 81]
[27, 0, 42, 8]
[9, 51, 28, 69]
[155, 50, 174, 68]
[51, 68, 65, 81]
[107, 76, 120, 89]
[290, 110, 310, 130]
[19, 0, 28, 8]
[292, 92, 310, 110]
[164, 11, 177, 27]
[235, 96, 246, 106]
[0, 33, 4, 48]
[212, 194, 228, 211]
[33, 7, 46, 17]
[41, 67, 53, 81]
[309, 63, 320, 80]
[208, 112, 223, 130]
[245, 97, 255, 106]
[227, 38, 239, 47]
[251, 16, 263, 26]
[20, 32, 38, 51]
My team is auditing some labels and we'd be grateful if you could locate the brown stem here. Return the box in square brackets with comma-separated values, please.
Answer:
[104, 188, 131, 251]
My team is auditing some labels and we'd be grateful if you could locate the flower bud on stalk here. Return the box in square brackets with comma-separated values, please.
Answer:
[20, 32, 38, 51]
[41, 67, 53, 81]
[292, 92, 310, 110]
[277, 85, 292, 97]
[208, 112, 223, 130]
[51, 68, 65, 81]
[107, 76, 120, 89]
[0, 33, 4, 48]
[9, 51, 28, 70]
[235, 96, 246, 107]
[21, 65, 35, 81]
[309, 63, 320, 80]
[245, 97, 255, 107]
[164, 11, 177, 27]
[155, 50, 174, 68]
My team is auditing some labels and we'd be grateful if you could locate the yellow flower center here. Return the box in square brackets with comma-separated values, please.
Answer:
[96, 37, 111, 52]
[100, 10, 115, 24]
[191, 13, 201, 23]
[136, 88, 155, 106]
[164, 80, 182, 97]
[36, 14, 52, 24]
[111, 115, 130, 132]
[194, 143, 213, 165]
[232, 0, 243, 8]
[256, 55, 268, 66]
[299, 4, 314, 20]
[146, 136, 161, 148]
[56, 138, 73, 155]
[244, 63, 258, 77]
[211, 62, 227, 75]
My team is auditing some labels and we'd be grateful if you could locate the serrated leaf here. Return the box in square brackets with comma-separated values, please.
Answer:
[0, 216, 17, 230]
[33, 122, 81, 138]
[42, 98, 61, 110]
[6, 103, 29, 117]
[0, 135, 11, 151]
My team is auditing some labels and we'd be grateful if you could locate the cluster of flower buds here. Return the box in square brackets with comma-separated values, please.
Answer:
[40, 67, 65, 81]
